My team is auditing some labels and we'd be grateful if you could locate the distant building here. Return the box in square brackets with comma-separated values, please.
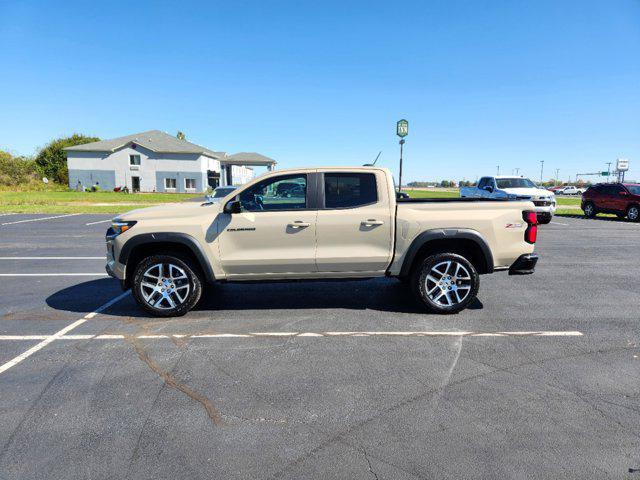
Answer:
[64, 130, 276, 193]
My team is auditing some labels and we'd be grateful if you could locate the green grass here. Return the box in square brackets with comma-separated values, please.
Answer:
[0, 190, 202, 214]
[404, 189, 459, 198]
[0, 187, 587, 214]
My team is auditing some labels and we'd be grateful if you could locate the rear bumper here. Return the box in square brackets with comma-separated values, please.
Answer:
[508, 253, 538, 275]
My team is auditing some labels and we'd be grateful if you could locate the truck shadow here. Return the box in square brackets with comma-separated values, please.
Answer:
[46, 278, 483, 316]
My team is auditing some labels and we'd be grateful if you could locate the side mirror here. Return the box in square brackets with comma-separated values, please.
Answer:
[224, 200, 242, 214]
[620, 191, 629, 196]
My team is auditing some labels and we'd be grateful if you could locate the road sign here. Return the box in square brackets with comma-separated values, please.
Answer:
[616, 158, 629, 172]
[601, 171, 610, 176]
[396, 119, 408, 138]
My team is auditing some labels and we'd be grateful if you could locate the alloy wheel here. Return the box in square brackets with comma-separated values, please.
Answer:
[139, 263, 191, 309]
[424, 260, 472, 307]
[629, 207, 639, 221]
[584, 204, 594, 216]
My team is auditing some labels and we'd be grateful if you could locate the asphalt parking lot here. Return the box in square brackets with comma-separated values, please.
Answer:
[0, 213, 639, 479]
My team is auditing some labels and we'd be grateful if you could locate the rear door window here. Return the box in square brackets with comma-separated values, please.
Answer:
[324, 173, 378, 209]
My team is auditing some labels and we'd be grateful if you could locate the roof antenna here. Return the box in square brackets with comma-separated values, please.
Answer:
[364, 151, 382, 167]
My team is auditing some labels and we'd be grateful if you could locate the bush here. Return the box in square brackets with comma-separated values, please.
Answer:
[0, 150, 42, 188]
[35, 134, 100, 185]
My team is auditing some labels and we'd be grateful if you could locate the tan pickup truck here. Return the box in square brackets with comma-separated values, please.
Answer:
[106, 167, 539, 317]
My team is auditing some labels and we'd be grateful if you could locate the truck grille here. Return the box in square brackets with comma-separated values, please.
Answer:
[533, 200, 552, 206]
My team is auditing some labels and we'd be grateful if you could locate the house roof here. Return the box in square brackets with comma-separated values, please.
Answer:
[223, 152, 276, 166]
[64, 130, 224, 159]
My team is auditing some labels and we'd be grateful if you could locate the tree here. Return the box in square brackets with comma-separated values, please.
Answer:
[35, 134, 100, 184]
[176, 131, 186, 140]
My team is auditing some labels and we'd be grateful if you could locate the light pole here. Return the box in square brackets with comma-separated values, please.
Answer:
[555, 168, 560, 185]
[540, 160, 544, 183]
[515, 167, 520, 175]
[496, 165, 500, 176]
[396, 119, 408, 191]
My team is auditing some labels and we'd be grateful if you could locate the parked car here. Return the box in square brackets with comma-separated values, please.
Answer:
[581, 183, 640, 221]
[206, 186, 237, 203]
[547, 186, 566, 193]
[460, 175, 557, 224]
[561, 186, 585, 195]
[105, 167, 539, 317]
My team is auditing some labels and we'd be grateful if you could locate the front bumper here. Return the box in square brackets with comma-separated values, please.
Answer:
[509, 254, 538, 275]
[106, 231, 126, 282]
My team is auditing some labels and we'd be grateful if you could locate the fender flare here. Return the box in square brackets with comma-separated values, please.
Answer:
[119, 232, 216, 283]
[399, 228, 494, 277]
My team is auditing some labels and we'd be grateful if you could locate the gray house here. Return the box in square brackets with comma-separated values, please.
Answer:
[64, 130, 276, 193]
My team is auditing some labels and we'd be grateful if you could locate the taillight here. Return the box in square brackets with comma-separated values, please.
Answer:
[523, 211, 537, 244]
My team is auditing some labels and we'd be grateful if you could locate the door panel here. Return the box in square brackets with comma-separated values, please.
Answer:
[315, 172, 393, 272]
[218, 210, 318, 275]
[217, 173, 318, 276]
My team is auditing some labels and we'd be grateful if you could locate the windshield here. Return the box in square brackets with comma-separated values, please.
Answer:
[496, 178, 537, 189]
[626, 185, 640, 195]
[213, 187, 236, 198]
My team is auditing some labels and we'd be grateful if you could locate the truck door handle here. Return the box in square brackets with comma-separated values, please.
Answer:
[288, 221, 310, 228]
[361, 219, 384, 226]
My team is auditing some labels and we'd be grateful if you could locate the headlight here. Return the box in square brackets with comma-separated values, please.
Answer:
[106, 220, 136, 239]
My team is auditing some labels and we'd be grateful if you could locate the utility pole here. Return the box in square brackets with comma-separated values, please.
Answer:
[540, 160, 544, 183]
[555, 168, 560, 185]
[497, 165, 500, 176]
[606, 162, 612, 183]
[396, 119, 408, 191]
[515, 167, 520, 176]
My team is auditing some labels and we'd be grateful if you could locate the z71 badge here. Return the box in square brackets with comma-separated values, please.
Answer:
[505, 223, 523, 229]
[226, 227, 256, 232]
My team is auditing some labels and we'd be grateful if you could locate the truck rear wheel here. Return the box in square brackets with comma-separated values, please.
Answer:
[412, 253, 480, 314]
[132, 254, 203, 317]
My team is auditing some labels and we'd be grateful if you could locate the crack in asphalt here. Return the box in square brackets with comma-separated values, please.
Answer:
[362, 447, 379, 480]
[124, 334, 223, 426]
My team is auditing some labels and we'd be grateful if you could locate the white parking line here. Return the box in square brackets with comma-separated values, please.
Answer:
[0, 291, 130, 375]
[0, 273, 108, 277]
[0, 330, 584, 341]
[550, 221, 568, 226]
[0, 213, 16, 217]
[1, 213, 80, 226]
[0, 257, 104, 260]
[85, 219, 112, 226]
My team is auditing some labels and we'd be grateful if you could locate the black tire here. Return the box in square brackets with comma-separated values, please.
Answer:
[627, 205, 640, 222]
[538, 216, 552, 225]
[412, 253, 480, 314]
[132, 254, 203, 317]
[583, 202, 597, 218]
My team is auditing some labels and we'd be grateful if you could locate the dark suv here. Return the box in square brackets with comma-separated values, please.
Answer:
[581, 183, 640, 221]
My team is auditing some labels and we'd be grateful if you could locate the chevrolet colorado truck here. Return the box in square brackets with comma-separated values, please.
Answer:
[106, 167, 539, 317]
[460, 175, 557, 224]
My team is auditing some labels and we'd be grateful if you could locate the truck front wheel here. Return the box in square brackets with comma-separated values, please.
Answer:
[132, 254, 203, 317]
[412, 253, 480, 314]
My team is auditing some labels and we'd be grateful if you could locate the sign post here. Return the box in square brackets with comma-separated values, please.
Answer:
[396, 119, 408, 191]
[616, 158, 629, 182]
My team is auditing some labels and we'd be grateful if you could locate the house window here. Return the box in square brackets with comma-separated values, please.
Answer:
[129, 155, 141, 166]
[185, 178, 196, 190]
[164, 178, 177, 190]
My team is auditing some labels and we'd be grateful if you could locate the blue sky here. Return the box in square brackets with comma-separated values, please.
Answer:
[1, 0, 639, 182]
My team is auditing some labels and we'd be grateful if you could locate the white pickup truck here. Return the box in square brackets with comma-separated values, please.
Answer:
[460, 176, 557, 224]
[106, 167, 540, 317]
